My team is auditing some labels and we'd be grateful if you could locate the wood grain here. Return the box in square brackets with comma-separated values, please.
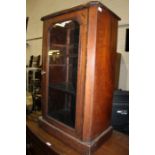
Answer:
[40, 1, 121, 154]
[27, 113, 129, 155]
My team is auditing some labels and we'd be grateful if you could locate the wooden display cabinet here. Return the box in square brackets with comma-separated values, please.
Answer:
[39, 1, 120, 154]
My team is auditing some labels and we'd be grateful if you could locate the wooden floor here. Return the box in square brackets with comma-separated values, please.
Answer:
[27, 112, 129, 155]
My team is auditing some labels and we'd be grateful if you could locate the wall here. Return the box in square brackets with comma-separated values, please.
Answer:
[26, 0, 129, 90]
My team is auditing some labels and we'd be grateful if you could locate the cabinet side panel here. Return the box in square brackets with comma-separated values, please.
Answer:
[91, 9, 118, 140]
[82, 6, 98, 141]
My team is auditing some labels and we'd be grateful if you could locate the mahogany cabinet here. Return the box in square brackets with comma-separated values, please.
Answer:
[39, 1, 120, 154]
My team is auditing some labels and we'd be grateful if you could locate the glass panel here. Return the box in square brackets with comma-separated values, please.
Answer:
[47, 20, 79, 128]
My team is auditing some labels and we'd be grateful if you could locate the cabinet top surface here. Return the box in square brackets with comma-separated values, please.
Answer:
[41, 1, 121, 21]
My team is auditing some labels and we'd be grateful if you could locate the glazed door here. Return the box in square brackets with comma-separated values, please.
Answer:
[42, 9, 87, 137]
[48, 20, 79, 128]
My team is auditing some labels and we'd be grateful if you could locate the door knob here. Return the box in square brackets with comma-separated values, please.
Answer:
[41, 70, 46, 75]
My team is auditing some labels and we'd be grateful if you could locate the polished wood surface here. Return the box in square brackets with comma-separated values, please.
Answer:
[91, 6, 119, 140]
[27, 112, 129, 155]
[41, 1, 120, 21]
[82, 5, 98, 142]
[40, 1, 121, 154]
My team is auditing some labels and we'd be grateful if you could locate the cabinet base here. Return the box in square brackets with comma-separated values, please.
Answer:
[38, 116, 112, 155]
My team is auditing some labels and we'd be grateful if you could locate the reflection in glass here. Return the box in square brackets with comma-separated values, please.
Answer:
[47, 20, 79, 128]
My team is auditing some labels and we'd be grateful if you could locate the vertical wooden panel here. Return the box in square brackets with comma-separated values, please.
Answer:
[82, 6, 98, 141]
[90, 9, 119, 140]
[41, 21, 49, 117]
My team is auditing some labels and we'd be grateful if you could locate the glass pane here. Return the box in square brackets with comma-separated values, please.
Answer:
[47, 20, 79, 128]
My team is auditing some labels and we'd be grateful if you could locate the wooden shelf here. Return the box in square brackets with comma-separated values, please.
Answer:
[49, 64, 75, 66]
[48, 53, 78, 57]
[49, 83, 75, 95]
[49, 64, 66, 66]
[51, 43, 78, 48]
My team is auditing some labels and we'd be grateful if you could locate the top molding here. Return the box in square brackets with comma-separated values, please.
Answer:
[41, 1, 121, 21]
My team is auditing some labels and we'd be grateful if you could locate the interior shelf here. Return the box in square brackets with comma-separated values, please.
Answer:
[51, 43, 78, 48]
[49, 53, 78, 57]
[49, 83, 75, 95]
[49, 63, 77, 66]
